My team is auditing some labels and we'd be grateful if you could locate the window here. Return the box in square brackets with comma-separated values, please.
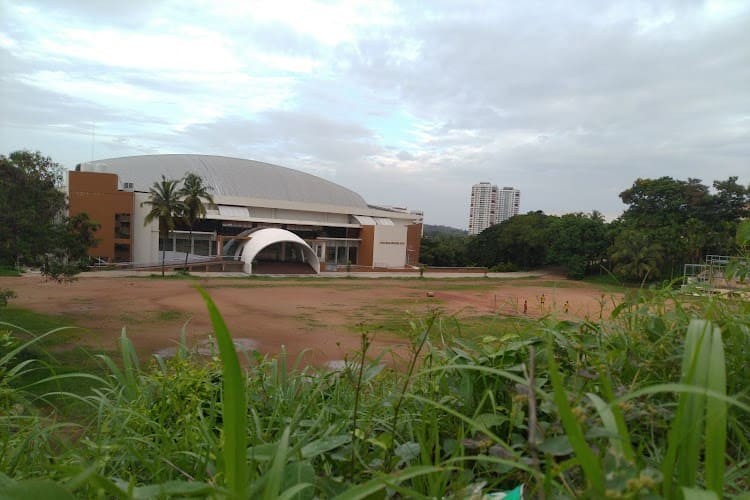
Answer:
[114, 213, 131, 239]
[114, 243, 130, 262]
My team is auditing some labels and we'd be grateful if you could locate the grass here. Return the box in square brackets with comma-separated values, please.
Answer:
[1, 284, 749, 498]
[0, 266, 22, 277]
[0, 307, 79, 338]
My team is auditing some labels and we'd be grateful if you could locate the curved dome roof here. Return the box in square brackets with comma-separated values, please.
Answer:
[77, 154, 368, 209]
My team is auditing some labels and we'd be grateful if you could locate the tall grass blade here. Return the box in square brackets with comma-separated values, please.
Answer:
[331, 466, 444, 500]
[661, 320, 728, 497]
[118, 327, 140, 401]
[704, 322, 726, 496]
[196, 286, 248, 500]
[546, 341, 605, 496]
[262, 426, 290, 500]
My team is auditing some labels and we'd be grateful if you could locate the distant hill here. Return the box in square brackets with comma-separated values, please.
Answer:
[423, 224, 468, 237]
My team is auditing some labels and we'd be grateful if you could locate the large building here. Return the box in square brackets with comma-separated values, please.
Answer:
[467, 183, 520, 235]
[497, 186, 521, 223]
[68, 154, 423, 274]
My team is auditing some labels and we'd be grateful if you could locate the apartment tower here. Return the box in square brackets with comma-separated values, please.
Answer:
[468, 183, 520, 235]
[497, 186, 521, 223]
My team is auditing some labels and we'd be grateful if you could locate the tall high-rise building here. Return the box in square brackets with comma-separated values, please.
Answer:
[468, 182, 498, 235]
[468, 183, 520, 235]
[497, 186, 521, 223]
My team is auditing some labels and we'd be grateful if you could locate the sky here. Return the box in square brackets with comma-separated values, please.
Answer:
[1, 0, 748, 228]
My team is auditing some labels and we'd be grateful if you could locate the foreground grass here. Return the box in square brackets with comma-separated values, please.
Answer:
[1, 286, 749, 498]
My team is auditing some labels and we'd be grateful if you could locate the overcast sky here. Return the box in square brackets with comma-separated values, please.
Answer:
[1, 1, 748, 227]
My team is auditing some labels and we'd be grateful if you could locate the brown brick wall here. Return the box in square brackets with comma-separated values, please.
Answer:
[68, 171, 134, 262]
[358, 225, 374, 267]
[406, 223, 422, 266]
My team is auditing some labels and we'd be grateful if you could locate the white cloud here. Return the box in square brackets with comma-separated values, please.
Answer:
[1, 0, 748, 227]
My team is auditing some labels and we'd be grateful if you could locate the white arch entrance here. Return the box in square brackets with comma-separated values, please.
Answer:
[234, 228, 320, 274]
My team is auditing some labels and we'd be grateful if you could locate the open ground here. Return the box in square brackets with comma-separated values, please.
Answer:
[0, 272, 621, 366]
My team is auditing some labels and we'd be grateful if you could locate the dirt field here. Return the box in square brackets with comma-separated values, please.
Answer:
[0, 273, 620, 366]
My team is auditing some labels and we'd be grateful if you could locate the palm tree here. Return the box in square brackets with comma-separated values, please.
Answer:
[178, 173, 215, 267]
[610, 230, 664, 282]
[142, 176, 185, 277]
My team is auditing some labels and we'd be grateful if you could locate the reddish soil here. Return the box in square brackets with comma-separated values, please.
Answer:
[0, 274, 619, 366]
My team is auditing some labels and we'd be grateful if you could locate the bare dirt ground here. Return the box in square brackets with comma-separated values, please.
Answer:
[0, 273, 620, 366]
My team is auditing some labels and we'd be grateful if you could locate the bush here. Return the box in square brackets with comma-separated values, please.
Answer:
[0, 288, 15, 306]
[564, 255, 587, 280]
[490, 262, 519, 272]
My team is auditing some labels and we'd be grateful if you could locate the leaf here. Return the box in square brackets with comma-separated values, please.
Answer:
[394, 442, 421, 463]
[538, 435, 573, 456]
[262, 426, 291, 500]
[280, 461, 316, 500]
[300, 435, 351, 460]
[681, 487, 719, 500]
[129, 480, 215, 498]
[0, 479, 76, 500]
[196, 287, 248, 500]
[331, 466, 444, 500]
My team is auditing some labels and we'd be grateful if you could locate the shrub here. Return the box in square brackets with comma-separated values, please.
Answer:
[0, 288, 15, 306]
[490, 262, 519, 272]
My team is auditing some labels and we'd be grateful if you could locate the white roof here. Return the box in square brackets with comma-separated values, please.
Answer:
[78, 154, 368, 210]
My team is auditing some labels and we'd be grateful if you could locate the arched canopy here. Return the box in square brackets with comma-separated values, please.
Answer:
[236, 228, 319, 274]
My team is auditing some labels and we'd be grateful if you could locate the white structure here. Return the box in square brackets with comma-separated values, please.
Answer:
[468, 182, 498, 235]
[468, 183, 520, 235]
[497, 186, 521, 223]
[70, 155, 423, 273]
[236, 228, 320, 274]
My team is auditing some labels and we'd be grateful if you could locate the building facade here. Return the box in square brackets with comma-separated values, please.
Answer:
[497, 186, 521, 223]
[468, 182, 498, 235]
[467, 183, 520, 235]
[68, 155, 422, 273]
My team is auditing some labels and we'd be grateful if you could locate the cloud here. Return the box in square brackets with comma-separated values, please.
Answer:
[1, 0, 748, 227]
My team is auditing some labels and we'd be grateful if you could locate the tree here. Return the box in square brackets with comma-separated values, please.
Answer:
[179, 173, 215, 267]
[420, 234, 470, 267]
[468, 212, 555, 269]
[609, 229, 664, 281]
[42, 213, 101, 282]
[0, 151, 65, 267]
[616, 176, 749, 279]
[0, 151, 99, 280]
[547, 212, 609, 279]
[142, 176, 186, 277]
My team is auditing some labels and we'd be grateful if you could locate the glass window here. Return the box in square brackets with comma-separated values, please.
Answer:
[114, 243, 130, 262]
[114, 213, 131, 239]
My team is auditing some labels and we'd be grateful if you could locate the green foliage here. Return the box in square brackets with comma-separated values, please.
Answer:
[547, 212, 609, 278]
[614, 176, 749, 280]
[1, 288, 749, 498]
[0, 267, 21, 277]
[423, 224, 467, 237]
[469, 211, 554, 269]
[0, 151, 100, 277]
[179, 173, 215, 268]
[420, 233, 470, 267]
[0, 289, 15, 307]
[609, 229, 665, 281]
[141, 175, 186, 277]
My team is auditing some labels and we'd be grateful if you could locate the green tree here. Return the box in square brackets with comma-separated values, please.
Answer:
[0, 151, 65, 267]
[547, 212, 609, 279]
[609, 229, 664, 281]
[0, 150, 99, 281]
[41, 213, 101, 282]
[468, 212, 555, 269]
[142, 176, 186, 277]
[420, 234, 470, 267]
[615, 176, 749, 279]
[178, 173, 215, 267]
